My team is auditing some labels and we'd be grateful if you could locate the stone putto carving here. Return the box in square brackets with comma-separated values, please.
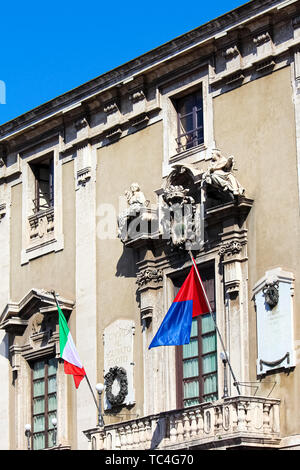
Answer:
[118, 183, 150, 242]
[203, 149, 245, 196]
[125, 182, 149, 209]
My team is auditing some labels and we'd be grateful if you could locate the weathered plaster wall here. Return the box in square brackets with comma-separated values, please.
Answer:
[96, 121, 163, 423]
[213, 66, 300, 438]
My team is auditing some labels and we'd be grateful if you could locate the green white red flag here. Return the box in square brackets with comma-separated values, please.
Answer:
[58, 305, 86, 388]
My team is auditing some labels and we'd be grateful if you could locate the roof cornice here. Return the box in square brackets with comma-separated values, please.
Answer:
[0, 0, 297, 140]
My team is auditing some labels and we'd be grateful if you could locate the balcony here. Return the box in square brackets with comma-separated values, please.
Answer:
[83, 395, 281, 450]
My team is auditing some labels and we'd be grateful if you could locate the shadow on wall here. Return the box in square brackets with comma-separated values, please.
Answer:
[151, 417, 167, 449]
[0, 334, 8, 358]
[115, 246, 137, 278]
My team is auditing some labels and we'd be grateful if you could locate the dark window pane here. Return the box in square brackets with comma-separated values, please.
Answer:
[176, 90, 204, 152]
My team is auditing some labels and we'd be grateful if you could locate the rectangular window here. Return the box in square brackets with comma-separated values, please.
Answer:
[31, 357, 57, 450]
[31, 157, 54, 213]
[175, 264, 217, 408]
[176, 90, 204, 153]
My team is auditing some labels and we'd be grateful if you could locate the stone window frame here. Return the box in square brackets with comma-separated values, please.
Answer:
[29, 355, 58, 450]
[19, 343, 67, 451]
[20, 145, 64, 265]
[160, 64, 215, 177]
[162, 254, 225, 411]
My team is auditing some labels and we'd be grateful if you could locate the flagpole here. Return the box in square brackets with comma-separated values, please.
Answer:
[50, 290, 102, 419]
[188, 252, 241, 396]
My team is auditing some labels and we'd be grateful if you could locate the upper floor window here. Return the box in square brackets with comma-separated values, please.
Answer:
[175, 264, 217, 408]
[31, 357, 57, 450]
[176, 90, 204, 153]
[31, 157, 54, 214]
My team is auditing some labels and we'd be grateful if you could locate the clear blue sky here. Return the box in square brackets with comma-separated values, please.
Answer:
[0, 0, 246, 125]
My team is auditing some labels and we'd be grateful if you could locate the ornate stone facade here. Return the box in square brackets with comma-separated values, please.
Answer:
[0, 0, 299, 451]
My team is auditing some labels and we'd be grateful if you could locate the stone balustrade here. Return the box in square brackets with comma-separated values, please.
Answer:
[83, 395, 281, 450]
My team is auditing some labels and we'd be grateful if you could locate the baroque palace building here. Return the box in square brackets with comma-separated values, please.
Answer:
[0, 0, 300, 451]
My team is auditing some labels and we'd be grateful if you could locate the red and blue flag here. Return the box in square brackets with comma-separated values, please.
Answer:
[149, 264, 211, 349]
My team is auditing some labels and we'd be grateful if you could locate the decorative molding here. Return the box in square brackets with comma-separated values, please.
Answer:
[28, 207, 55, 244]
[259, 352, 290, 372]
[222, 44, 239, 59]
[129, 112, 149, 128]
[225, 279, 240, 297]
[9, 345, 22, 371]
[219, 240, 242, 256]
[105, 126, 122, 141]
[253, 31, 271, 46]
[225, 72, 244, 86]
[0, 202, 6, 221]
[77, 166, 91, 186]
[140, 306, 153, 322]
[75, 116, 89, 131]
[129, 89, 146, 103]
[0, 288, 74, 334]
[255, 58, 275, 73]
[136, 268, 163, 287]
[103, 99, 119, 115]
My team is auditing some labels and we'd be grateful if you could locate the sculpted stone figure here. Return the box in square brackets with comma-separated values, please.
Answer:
[125, 182, 148, 208]
[203, 150, 245, 196]
[118, 183, 149, 242]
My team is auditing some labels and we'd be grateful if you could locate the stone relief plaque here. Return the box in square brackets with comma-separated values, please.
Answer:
[103, 319, 135, 409]
[253, 268, 295, 376]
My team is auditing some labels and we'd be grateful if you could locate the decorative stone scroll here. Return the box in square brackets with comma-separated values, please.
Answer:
[218, 240, 242, 256]
[253, 268, 295, 376]
[136, 268, 163, 287]
[103, 319, 135, 409]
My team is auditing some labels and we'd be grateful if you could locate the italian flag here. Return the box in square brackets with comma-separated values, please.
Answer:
[58, 305, 86, 388]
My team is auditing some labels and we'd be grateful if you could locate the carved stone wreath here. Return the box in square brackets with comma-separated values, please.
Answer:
[263, 281, 279, 308]
[104, 366, 128, 406]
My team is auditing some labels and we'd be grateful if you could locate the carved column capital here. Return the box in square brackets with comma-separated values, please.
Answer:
[218, 240, 242, 257]
[136, 268, 163, 288]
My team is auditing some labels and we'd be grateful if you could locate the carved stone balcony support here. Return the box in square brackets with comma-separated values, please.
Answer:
[83, 395, 281, 450]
